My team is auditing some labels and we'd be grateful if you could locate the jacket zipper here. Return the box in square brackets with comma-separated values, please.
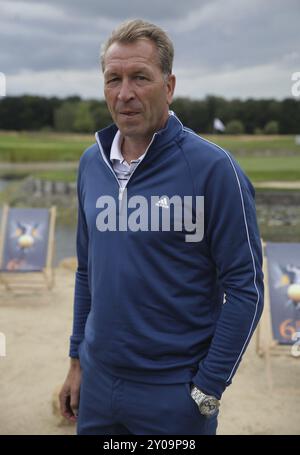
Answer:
[96, 133, 157, 208]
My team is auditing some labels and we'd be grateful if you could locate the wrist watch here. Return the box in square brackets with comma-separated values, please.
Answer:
[190, 384, 220, 417]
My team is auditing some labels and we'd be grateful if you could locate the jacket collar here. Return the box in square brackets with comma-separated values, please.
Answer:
[95, 111, 183, 165]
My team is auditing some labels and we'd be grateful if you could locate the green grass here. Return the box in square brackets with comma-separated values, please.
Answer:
[0, 131, 93, 162]
[235, 156, 300, 182]
[32, 170, 78, 182]
[202, 134, 300, 154]
[0, 132, 299, 163]
[0, 169, 77, 182]
[0, 131, 300, 183]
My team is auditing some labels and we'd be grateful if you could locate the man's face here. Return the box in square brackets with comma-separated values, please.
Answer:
[103, 39, 175, 141]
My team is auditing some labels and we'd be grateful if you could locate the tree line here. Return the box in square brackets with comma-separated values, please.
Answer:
[0, 95, 299, 134]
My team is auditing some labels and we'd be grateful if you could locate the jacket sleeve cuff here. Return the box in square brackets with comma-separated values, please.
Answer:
[191, 370, 227, 400]
[69, 335, 83, 359]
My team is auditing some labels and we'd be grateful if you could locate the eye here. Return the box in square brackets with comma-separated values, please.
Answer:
[106, 77, 120, 85]
[135, 75, 147, 81]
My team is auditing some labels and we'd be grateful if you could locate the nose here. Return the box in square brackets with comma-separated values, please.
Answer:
[117, 79, 135, 102]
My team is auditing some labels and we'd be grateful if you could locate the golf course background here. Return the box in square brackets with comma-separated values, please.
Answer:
[0, 131, 300, 182]
[0, 131, 299, 244]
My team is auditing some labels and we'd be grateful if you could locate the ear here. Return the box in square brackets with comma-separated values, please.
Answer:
[165, 74, 176, 105]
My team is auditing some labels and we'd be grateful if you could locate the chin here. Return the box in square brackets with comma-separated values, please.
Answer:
[119, 125, 144, 137]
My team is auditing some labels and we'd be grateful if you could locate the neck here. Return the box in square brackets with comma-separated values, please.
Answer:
[121, 111, 170, 162]
[121, 135, 152, 162]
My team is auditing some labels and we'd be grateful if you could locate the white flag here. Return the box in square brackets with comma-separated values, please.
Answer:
[213, 118, 225, 132]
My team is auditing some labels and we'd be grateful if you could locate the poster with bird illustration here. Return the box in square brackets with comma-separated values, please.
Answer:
[266, 243, 300, 344]
[2, 208, 50, 272]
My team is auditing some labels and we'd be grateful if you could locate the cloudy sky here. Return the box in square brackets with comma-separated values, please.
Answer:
[1, 0, 299, 100]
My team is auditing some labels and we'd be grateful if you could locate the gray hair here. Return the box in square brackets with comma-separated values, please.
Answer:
[101, 19, 174, 76]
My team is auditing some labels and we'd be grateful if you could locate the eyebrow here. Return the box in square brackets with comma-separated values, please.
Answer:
[104, 65, 153, 77]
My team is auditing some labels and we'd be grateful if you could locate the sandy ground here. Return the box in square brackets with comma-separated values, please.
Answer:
[0, 267, 299, 435]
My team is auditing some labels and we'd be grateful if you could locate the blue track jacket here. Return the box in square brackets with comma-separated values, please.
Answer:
[69, 113, 264, 399]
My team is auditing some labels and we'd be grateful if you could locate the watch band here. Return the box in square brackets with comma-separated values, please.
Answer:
[190, 384, 220, 417]
[190, 385, 208, 404]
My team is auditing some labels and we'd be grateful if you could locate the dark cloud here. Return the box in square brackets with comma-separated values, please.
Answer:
[172, 0, 299, 71]
[17, 0, 211, 21]
[1, 0, 299, 98]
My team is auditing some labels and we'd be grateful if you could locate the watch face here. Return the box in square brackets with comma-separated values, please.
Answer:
[200, 397, 219, 417]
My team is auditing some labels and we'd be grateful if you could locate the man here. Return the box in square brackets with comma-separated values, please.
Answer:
[59, 19, 264, 435]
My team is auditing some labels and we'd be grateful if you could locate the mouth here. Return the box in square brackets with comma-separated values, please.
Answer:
[119, 111, 140, 117]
